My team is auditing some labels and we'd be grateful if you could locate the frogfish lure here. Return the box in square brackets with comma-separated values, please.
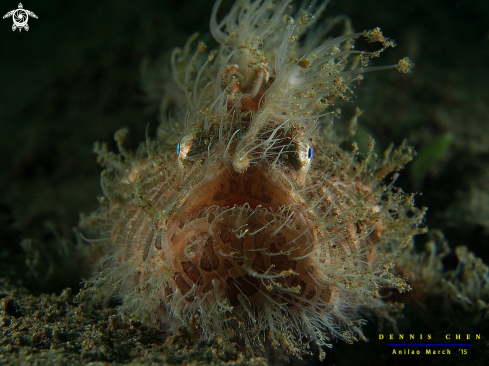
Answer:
[82, 0, 423, 361]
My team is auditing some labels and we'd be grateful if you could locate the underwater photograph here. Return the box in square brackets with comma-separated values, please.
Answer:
[0, 0, 488, 365]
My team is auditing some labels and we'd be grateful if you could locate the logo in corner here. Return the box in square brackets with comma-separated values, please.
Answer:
[3, 3, 38, 32]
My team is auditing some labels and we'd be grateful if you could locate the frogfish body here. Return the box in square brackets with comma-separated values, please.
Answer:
[82, 0, 423, 360]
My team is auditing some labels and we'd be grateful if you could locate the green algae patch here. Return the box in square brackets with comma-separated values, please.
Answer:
[411, 133, 452, 184]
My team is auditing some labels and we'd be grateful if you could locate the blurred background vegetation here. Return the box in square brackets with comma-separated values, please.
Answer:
[0, 0, 488, 364]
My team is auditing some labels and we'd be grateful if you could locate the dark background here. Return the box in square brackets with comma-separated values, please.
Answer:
[0, 0, 488, 365]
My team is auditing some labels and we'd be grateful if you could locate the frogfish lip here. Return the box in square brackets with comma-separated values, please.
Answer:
[165, 165, 328, 307]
